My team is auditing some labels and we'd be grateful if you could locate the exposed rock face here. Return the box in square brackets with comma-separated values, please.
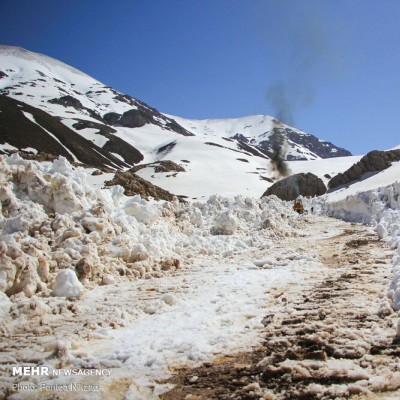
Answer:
[48, 95, 103, 121]
[328, 149, 400, 189]
[117, 109, 152, 128]
[105, 171, 185, 202]
[72, 119, 144, 165]
[0, 96, 130, 170]
[103, 106, 194, 135]
[49, 95, 83, 109]
[262, 173, 326, 201]
[232, 125, 352, 161]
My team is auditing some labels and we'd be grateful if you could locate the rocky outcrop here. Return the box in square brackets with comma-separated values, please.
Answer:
[105, 171, 185, 202]
[118, 109, 152, 128]
[0, 96, 130, 170]
[103, 107, 194, 136]
[153, 160, 185, 173]
[48, 95, 103, 121]
[262, 172, 326, 201]
[328, 149, 400, 189]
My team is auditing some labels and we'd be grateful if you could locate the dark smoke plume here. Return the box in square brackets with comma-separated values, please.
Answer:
[269, 120, 290, 178]
[268, 82, 292, 178]
[263, 1, 343, 179]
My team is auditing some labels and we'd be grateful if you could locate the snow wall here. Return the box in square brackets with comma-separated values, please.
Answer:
[0, 154, 301, 303]
[323, 182, 400, 311]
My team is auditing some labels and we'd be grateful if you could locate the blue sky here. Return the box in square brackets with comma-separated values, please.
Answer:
[1, 0, 400, 155]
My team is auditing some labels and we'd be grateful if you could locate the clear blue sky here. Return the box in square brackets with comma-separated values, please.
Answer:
[1, 0, 400, 155]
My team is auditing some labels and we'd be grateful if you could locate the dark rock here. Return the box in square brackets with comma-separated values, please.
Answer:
[0, 96, 129, 170]
[119, 109, 152, 128]
[103, 112, 120, 126]
[156, 141, 176, 156]
[48, 95, 83, 109]
[231, 133, 249, 143]
[328, 149, 400, 189]
[262, 173, 326, 201]
[48, 95, 103, 121]
[72, 119, 117, 135]
[102, 136, 143, 165]
[72, 118, 143, 165]
[103, 95, 194, 136]
[260, 176, 274, 183]
[165, 119, 194, 137]
[104, 108, 156, 128]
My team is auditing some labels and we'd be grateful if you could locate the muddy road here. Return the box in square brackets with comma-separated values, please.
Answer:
[161, 217, 399, 400]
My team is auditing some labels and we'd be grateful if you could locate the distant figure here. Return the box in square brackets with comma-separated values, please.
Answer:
[311, 206, 314, 214]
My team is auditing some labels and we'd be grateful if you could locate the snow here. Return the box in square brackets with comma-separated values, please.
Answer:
[2, 149, 400, 397]
[320, 159, 400, 311]
[52, 269, 84, 298]
[21, 147, 38, 154]
[81, 254, 322, 392]
[0, 142, 18, 153]
[22, 111, 79, 162]
[289, 155, 362, 186]
[0, 291, 11, 318]
[62, 120, 109, 148]
[0, 153, 303, 301]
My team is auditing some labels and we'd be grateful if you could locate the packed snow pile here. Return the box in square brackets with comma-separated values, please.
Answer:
[0, 154, 302, 308]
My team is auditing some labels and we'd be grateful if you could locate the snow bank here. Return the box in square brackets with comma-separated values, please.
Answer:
[324, 181, 400, 310]
[0, 155, 301, 312]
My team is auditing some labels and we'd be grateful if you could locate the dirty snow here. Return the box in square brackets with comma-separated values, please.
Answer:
[1, 153, 400, 399]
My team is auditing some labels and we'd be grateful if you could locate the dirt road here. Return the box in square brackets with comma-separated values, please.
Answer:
[161, 217, 400, 400]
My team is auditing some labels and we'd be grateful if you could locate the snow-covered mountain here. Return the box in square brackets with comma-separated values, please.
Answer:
[169, 114, 351, 160]
[0, 45, 353, 198]
[0, 45, 194, 171]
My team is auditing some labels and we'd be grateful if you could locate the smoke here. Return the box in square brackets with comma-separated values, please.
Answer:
[268, 82, 292, 178]
[269, 117, 291, 178]
[262, 1, 343, 178]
